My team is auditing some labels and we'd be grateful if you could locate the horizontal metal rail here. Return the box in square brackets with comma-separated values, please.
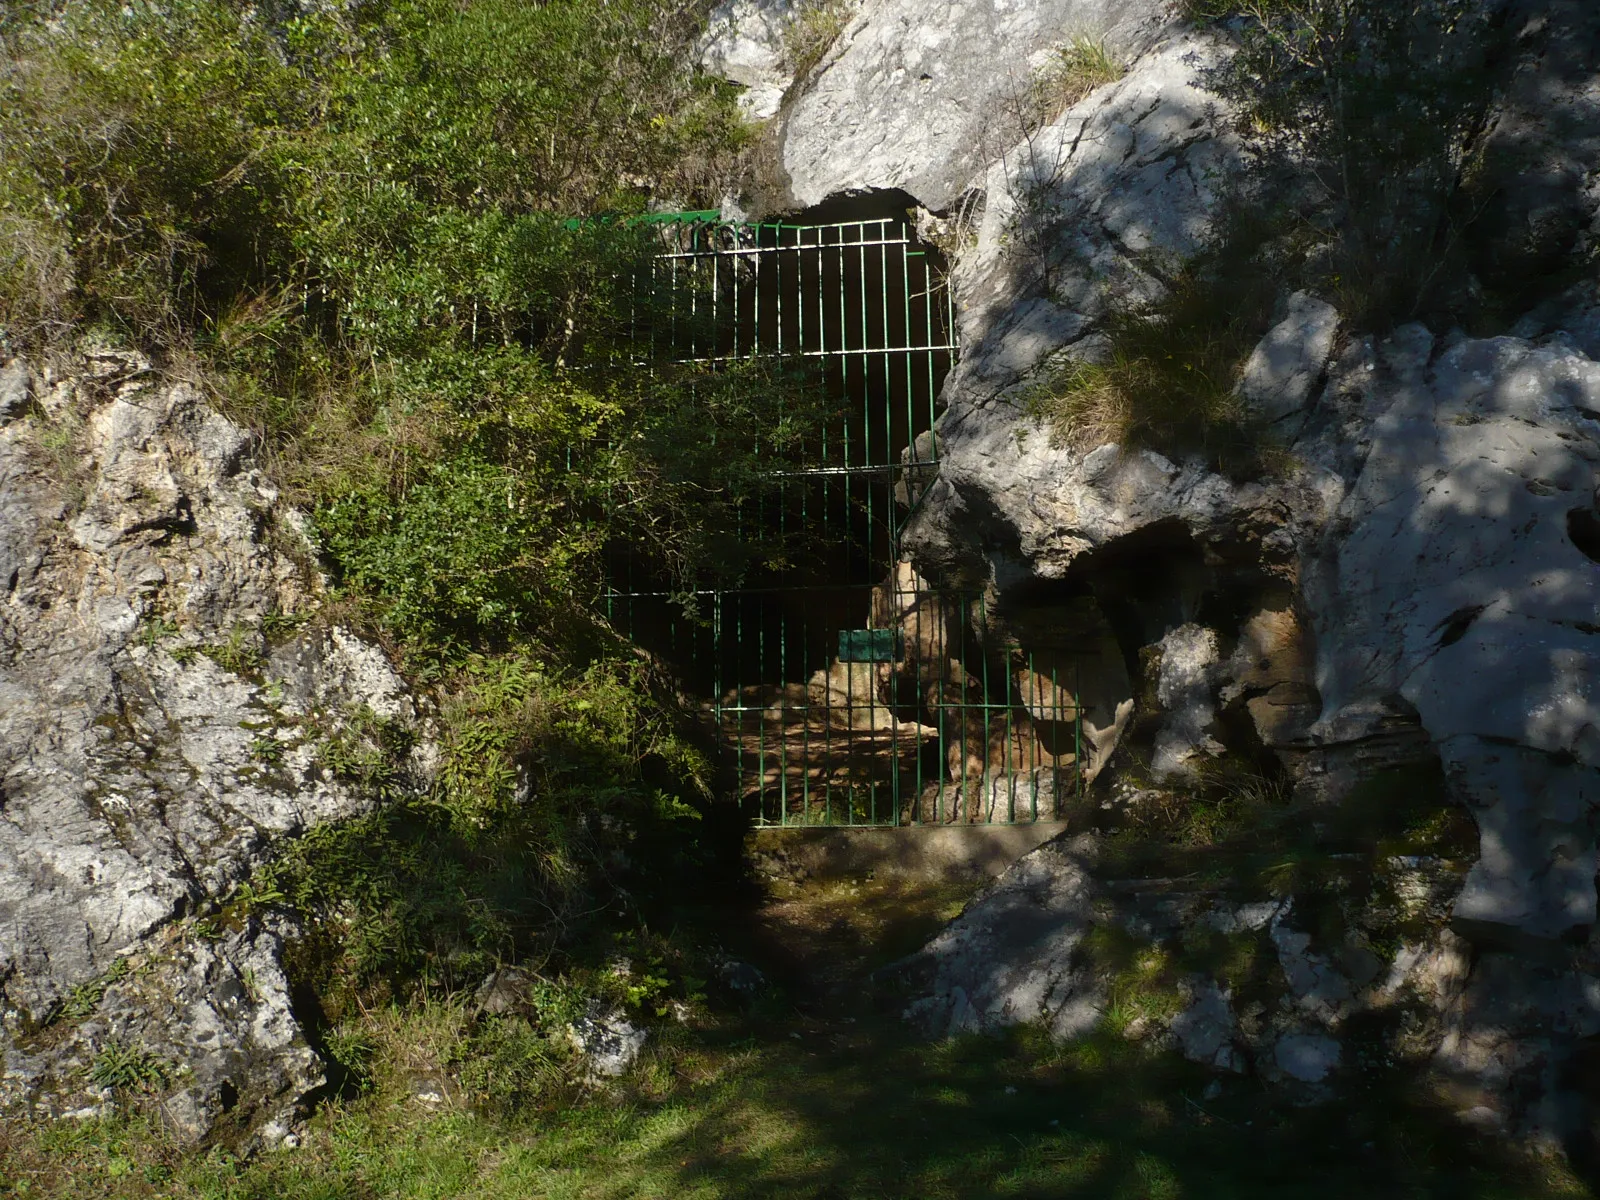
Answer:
[605, 215, 1090, 829]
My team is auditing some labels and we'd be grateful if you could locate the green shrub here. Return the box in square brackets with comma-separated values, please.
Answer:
[454, 1016, 577, 1117]
[260, 653, 711, 1010]
[0, 0, 747, 349]
[87, 1043, 170, 1094]
[0, 0, 820, 1125]
[1200, 0, 1508, 329]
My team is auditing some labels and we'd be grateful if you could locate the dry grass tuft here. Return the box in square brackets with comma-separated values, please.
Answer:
[1050, 35, 1126, 111]
[1025, 265, 1272, 474]
[782, 0, 857, 80]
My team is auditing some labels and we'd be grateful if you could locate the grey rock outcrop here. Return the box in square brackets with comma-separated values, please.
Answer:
[1307, 331, 1600, 946]
[901, 305, 1600, 1130]
[1170, 977, 1242, 1072]
[779, 0, 1171, 211]
[1149, 623, 1224, 780]
[903, 28, 1263, 587]
[0, 359, 30, 420]
[567, 1004, 647, 1080]
[0, 352, 431, 1141]
[942, 28, 1239, 401]
[700, 0, 796, 120]
[774, 0, 1600, 1144]
[886, 834, 1103, 1038]
[1237, 291, 1340, 426]
[2, 918, 319, 1147]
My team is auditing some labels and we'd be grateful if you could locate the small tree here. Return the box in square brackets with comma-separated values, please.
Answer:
[1204, 0, 1508, 326]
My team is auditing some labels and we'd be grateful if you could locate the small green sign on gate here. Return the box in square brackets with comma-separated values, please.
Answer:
[838, 628, 902, 663]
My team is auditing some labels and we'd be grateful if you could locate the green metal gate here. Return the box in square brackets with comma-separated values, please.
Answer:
[608, 213, 1086, 826]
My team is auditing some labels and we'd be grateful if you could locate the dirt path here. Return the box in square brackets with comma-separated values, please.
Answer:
[725, 874, 979, 1014]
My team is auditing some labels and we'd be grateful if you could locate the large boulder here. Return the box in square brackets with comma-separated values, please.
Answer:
[700, 0, 796, 120]
[845, 8, 1600, 1138]
[886, 834, 1104, 1038]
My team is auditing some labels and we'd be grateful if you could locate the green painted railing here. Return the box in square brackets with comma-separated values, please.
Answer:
[606, 213, 1087, 827]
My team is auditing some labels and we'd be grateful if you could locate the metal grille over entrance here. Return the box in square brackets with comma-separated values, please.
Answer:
[608, 213, 1087, 826]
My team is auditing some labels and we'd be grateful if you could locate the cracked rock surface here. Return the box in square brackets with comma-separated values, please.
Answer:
[845, 4, 1600, 1144]
[884, 834, 1104, 1039]
[0, 350, 431, 1142]
[699, 0, 795, 120]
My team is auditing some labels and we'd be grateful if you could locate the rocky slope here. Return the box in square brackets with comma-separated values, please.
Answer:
[3, 0, 1596, 1160]
[706, 0, 1600, 1151]
[0, 349, 432, 1144]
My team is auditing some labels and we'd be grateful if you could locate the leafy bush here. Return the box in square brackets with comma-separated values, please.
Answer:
[0, 0, 747, 347]
[0, 0, 305, 344]
[262, 654, 713, 1010]
[1198, 0, 1508, 328]
[3, 1, 807, 1111]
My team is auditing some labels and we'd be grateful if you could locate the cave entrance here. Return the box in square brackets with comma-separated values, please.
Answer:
[608, 201, 1086, 826]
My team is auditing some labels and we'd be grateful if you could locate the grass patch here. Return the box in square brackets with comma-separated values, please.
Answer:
[0, 875, 1586, 1199]
[1044, 35, 1126, 114]
[2, 1011, 1589, 1199]
[1024, 230, 1284, 475]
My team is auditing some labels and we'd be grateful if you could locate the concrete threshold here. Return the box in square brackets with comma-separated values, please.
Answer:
[747, 822, 1070, 883]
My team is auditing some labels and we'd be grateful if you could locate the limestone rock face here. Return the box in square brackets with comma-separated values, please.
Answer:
[1237, 292, 1340, 426]
[943, 28, 1239, 402]
[1170, 977, 1242, 1072]
[0, 351, 431, 1142]
[1307, 331, 1600, 945]
[899, 315, 1600, 1136]
[901, 27, 1263, 587]
[2, 919, 320, 1148]
[1149, 623, 1224, 780]
[700, 0, 795, 120]
[778, 0, 1171, 211]
[790, 0, 1600, 1143]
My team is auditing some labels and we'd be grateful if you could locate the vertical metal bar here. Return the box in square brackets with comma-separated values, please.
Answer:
[927, 253, 941, 461]
[801, 599, 811, 821]
[838, 225, 851, 577]
[796, 226, 806, 358]
[774, 224, 783, 358]
[913, 581, 923, 824]
[860, 224, 872, 584]
[703, 222, 712, 360]
[671, 255, 681, 361]
[751, 226, 761, 357]
[1051, 656, 1062, 822]
[1076, 660, 1083, 806]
